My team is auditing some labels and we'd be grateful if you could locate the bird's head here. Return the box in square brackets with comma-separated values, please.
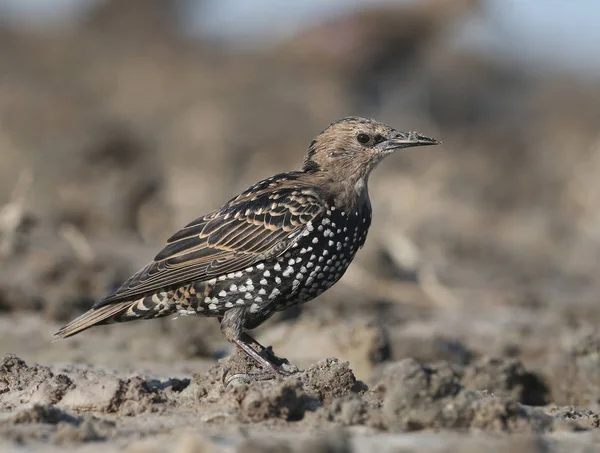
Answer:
[301, 117, 440, 183]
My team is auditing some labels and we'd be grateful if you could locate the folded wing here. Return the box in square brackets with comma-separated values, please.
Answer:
[95, 176, 324, 307]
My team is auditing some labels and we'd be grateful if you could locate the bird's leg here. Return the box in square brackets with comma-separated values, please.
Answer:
[238, 331, 279, 361]
[230, 335, 290, 375]
[237, 332, 300, 379]
[219, 310, 295, 385]
[239, 331, 265, 350]
[238, 331, 297, 374]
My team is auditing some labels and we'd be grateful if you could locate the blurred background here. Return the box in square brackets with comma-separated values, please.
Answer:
[1, 0, 600, 395]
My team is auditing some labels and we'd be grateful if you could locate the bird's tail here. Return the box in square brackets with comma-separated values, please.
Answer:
[53, 300, 140, 339]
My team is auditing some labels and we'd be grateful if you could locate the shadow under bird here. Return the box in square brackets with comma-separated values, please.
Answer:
[55, 117, 440, 378]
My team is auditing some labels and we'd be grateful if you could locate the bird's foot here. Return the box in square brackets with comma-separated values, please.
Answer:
[223, 371, 276, 386]
[222, 363, 300, 387]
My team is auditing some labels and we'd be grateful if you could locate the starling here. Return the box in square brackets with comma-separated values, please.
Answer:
[55, 117, 439, 376]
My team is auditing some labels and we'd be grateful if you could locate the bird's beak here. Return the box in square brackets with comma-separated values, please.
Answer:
[384, 131, 441, 151]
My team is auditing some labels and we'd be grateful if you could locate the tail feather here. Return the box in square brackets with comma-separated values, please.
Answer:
[53, 301, 136, 339]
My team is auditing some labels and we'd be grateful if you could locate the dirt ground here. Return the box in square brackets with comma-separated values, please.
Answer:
[2, 1, 600, 451]
[2, 308, 600, 452]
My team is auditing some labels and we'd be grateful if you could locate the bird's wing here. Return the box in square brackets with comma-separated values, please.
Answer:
[96, 179, 324, 306]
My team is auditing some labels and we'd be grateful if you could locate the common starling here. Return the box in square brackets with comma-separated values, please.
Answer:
[55, 117, 439, 376]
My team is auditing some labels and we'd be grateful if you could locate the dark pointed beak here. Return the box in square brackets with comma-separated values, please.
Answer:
[384, 131, 441, 151]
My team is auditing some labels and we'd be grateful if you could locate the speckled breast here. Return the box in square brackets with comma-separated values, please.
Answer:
[179, 205, 372, 321]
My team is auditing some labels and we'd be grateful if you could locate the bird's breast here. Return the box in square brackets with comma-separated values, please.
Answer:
[178, 204, 372, 319]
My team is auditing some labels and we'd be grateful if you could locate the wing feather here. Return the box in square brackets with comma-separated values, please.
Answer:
[95, 175, 324, 307]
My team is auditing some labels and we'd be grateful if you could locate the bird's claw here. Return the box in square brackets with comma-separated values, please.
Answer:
[278, 363, 300, 376]
[224, 371, 277, 387]
[222, 364, 300, 387]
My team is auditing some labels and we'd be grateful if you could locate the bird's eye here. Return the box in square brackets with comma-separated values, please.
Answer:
[356, 133, 371, 144]
[374, 134, 385, 144]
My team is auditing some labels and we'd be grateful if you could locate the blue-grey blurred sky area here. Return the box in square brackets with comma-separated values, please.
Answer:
[0, 0, 599, 74]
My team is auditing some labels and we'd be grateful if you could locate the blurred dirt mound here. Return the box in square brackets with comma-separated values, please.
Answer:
[49, 126, 165, 239]
[0, 355, 72, 410]
[545, 330, 600, 407]
[0, 354, 189, 415]
[2, 404, 81, 426]
[193, 351, 362, 423]
[0, 231, 134, 322]
[275, 0, 480, 97]
[380, 358, 551, 432]
[460, 357, 549, 406]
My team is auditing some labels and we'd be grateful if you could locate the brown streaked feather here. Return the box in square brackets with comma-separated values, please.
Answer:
[53, 301, 137, 339]
[93, 174, 325, 308]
